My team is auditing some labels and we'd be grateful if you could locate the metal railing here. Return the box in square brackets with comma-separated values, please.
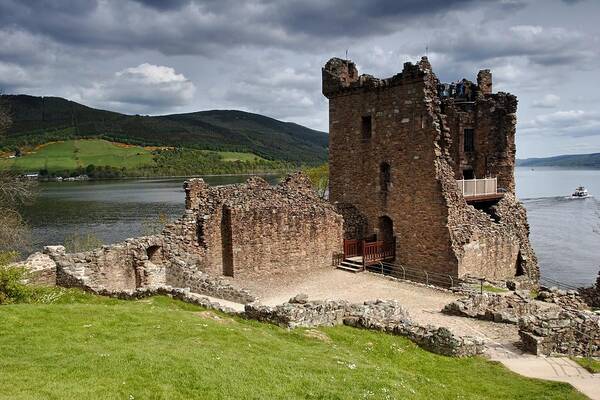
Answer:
[371, 262, 463, 289]
[456, 177, 498, 197]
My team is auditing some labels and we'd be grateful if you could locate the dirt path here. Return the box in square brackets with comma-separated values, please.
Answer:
[233, 268, 520, 348]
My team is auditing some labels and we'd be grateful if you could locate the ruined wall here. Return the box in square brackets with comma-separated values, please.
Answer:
[458, 235, 520, 279]
[229, 205, 343, 278]
[324, 57, 459, 276]
[47, 236, 166, 291]
[169, 173, 344, 279]
[323, 56, 538, 282]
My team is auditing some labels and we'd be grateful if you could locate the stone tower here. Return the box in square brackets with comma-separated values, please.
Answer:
[323, 56, 538, 282]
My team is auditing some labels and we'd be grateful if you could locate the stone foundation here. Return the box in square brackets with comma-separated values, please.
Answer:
[519, 309, 600, 357]
[246, 296, 484, 357]
[442, 292, 545, 324]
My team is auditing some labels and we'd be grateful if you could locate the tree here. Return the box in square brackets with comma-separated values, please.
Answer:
[0, 96, 34, 254]
[303, 163, 329, 199]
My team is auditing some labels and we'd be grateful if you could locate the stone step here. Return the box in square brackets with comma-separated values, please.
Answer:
[337, 262, 363, 273]
[342, 258, 363, 267]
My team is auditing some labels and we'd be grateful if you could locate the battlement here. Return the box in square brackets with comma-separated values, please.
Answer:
[322, 56, 434, 98]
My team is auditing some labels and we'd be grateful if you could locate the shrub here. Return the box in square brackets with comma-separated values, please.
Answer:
[0, 251, 31, 304]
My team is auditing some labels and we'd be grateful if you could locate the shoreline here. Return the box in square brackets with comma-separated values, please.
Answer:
[34, 171, 290, 182]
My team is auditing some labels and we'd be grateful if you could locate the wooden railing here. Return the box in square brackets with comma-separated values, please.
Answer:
[343, 238, 396, 268]
[343, 239, 362, 258]
[456, 177, 497, 197]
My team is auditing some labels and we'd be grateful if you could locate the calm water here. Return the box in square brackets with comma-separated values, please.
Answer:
[516, 168, 599, 286]
[20, 168, 600, 286]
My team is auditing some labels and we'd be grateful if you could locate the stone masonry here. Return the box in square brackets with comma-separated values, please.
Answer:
[18, 172, 344, 299]
[165, 172, 344, 279]
[323, 56, 538, 283]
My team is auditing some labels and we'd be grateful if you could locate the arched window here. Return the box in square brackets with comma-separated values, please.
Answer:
[146, 245, 163, 264]
[380, 162, 391, 192]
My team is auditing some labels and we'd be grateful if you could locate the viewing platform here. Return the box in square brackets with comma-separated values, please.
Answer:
[457, 177, 504, 204]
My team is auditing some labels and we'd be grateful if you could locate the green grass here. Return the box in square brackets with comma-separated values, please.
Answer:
[571, 356, 600, 374]
[215, 151, 265, 162]
[0, 292, 585, 400]
[0, 139, 154, 172]
[0, 139, 270, 175]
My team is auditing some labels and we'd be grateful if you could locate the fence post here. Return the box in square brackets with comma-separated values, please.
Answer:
[424, 271, 429, 286]
[480, 278, 484, 294]
[448, 275, 454, 289]
[400, 265, 405, 280]
[379, 262, 383, 275]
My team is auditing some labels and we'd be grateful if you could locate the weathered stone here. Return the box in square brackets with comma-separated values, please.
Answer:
[12, 252, 56, 285]
[442, 292, 544, 324]
[536, 286, 590, 311]
[245, 297, 483, 357]
[519, 308, 600, 357]
[323, 56, 538, 283]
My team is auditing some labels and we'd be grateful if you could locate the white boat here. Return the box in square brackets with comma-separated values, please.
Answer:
[571, 186, 589, 198]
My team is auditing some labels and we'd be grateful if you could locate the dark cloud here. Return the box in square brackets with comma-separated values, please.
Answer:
[132, 0, 191, 10]
[0, 0, 483, 56]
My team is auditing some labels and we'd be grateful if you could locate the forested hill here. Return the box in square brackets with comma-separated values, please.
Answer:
[0, 95, 328, 164]
[517, 153, 600, 168]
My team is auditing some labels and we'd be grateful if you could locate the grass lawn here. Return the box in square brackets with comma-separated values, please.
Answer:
[571, 356, 600, 374]
[0, 292, 586, 400]
[0, 139, 154, 172]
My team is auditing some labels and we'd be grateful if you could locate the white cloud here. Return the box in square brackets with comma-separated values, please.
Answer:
[532, 94, 561, 108]
[520, 110, 600, 137]
[80, 63, 196, 113]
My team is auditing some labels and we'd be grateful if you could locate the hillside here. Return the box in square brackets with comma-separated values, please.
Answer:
[0, 139, 288, 177]
[517, 153, 600, 168]
[0, 95, 328, 164]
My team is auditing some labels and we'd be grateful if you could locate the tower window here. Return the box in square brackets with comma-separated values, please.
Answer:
[464, 128, 474, 152]
[380, 162, 391, 192]
[361, 115, 372, 141]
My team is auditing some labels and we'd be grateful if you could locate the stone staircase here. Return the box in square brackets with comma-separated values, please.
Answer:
[337, 257, 364, 273]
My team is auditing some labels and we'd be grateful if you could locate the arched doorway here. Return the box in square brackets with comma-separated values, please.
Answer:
[378, 216, 394, 244]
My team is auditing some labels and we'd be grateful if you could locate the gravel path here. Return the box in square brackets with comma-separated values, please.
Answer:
[233, 268, 520, 347]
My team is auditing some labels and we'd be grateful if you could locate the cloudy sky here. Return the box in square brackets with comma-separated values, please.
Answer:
[0, 0, 599, 158]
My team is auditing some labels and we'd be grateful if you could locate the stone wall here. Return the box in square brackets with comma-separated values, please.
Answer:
[442, 292, 546, 324]
[246, 295, 484, 357]
[173, 173, 344, 279]
[519, 309, 600, 357]
[323, 56, 538, 283]
[579, 270, 600, 308]
[19, 242, 255, 304]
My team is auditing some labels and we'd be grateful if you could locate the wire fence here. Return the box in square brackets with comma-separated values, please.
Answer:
[368, 262, 464, 289]
[539, 275, 582, 291]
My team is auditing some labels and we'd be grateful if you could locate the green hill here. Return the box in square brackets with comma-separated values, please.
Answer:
[0, 95, 328, 164]
[517, 153, 600, 168]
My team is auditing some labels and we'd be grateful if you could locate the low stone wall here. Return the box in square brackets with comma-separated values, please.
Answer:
[92, 285, 243, 315]
[245, 295, 484, 357]
[442, 292, 543, 324]
[578, 270, 600, 309]
[16, 245, 255, 305]
[536, 286, 590, 311]
[13, 252, 56, 285]
[519, 309, 600, 357]
[166, 260, 255, 304]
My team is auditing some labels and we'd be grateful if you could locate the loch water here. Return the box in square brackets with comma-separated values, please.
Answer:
[20, 168, 600, 287]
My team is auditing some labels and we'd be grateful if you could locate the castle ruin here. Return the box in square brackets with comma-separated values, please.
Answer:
[19, 56, 540, 295]
[323, 56, 538, 282]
